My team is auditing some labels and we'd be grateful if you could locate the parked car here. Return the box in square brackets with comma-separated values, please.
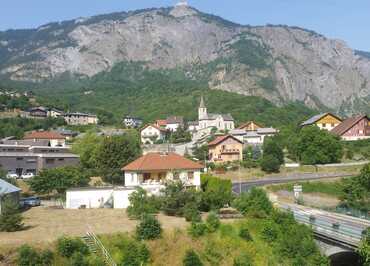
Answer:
[6, 172, 18, 179]
[20, 197, 41, 207]
[21, 172, 35, 179]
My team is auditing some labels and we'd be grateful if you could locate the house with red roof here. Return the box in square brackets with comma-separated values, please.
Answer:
[122, 152, 203, 188]
[208, 135, 243, 163]
[331, 115, 370, 141]
[140, 124, 166, 144]
[23, 131, 66, 147]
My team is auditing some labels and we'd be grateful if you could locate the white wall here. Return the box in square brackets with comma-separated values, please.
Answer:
[166, 123, 180, 131]
[124, 172, 139, 186]
[66, 189, 113, 209]
[113, 189, 136, 209]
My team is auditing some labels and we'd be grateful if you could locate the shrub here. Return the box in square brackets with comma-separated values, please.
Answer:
[205, 211, 220, 232]
[127, 187, 161, 219]
[136, 214, 162, 240]
[260, 154, 281, 173]
[232, 188, 273, 216]
[57, 237, 89, 258]
[233, 253, 254, 266]
[17, 245, 54, 266]
[39, 250, 54, 265]
[188, 222, 207, 238]
[261, 222, 279, 243]
[183, 202, 201, 222]
[70, 252, 89, 266]
[0, 198, 24, 232]
[122, 241, 150, 266]
[239, 227, 253, 241]
[183, 249, 203, 266]
[200, 175, 233, 211]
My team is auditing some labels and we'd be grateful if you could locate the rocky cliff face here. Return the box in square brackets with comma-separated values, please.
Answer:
[0, 4, 369, 114]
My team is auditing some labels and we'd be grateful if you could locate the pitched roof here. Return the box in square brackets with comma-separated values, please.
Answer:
[156, 120, 167, 127]
[0, 179, 21, 196]
[331, 115, 368, 136]
[166, 116, 184, 124]
[24, 131, 66, 140]
[237, 121, 263, 130]
[301, 113, 342, 126]
[199, 96, 206, 108]
[141, 124, 166, 132]
[208, 135, 243, 146]
[201, 113, 234, 121]
[122, 152, 203, 171]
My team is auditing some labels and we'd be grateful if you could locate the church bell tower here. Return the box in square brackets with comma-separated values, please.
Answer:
[198, 96, 207, 120]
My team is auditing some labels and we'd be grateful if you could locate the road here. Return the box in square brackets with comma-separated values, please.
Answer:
[278, 202, 370, 248]
[232, 172, 353, 194]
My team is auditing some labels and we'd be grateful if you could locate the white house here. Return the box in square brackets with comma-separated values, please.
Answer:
[65, 152, 203, 210]
[165, 116, 184, 132]
[122, 152, 203, 189]
[141, 124, 166, 144]
[198, 97, 235, 131]
[230, 127, 278, 145]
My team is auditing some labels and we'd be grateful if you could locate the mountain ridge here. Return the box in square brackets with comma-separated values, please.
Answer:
[0, 4, 369, 115]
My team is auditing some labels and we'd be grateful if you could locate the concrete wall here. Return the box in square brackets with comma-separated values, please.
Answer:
[66, 189, 113, 209]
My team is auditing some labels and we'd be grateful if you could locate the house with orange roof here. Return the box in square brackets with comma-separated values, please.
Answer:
[23, 131, 66, 147]
[237, 121, 263, 131]
[140, 124, 167, 144]
[208, 135, 243, 163]
[122, 152, 203, 188]
[331, 115, 370, 141]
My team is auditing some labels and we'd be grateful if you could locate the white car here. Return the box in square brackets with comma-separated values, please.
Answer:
[6, 173, 18, 179]
[21, 173, 35, 179]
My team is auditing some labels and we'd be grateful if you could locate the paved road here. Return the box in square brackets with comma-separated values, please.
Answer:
[232, 172, 354, 194]
[278, 202, 370, 248]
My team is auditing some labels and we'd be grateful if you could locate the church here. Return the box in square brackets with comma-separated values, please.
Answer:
[198, 97, 235, 131]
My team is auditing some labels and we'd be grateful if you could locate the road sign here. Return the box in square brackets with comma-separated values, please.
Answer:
[294, 185, 302, 193]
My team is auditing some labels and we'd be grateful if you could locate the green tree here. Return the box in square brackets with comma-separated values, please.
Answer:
[121, 241, 150, 266]
[293, 126, 343, 165]
[136, 214, 162, 240]
[126, 187, 161, 219]
[17, 245, 54, 266]
[192, 145, 209, 162]
[200, 174, 232, 211]
[341, 164, 370, 212]
[72, 132, 103, 171]
[57, 236, 89, 258]
[183, 249, 203, 266]
[232, 188, 272, 217]
[205, 211, 220, 232]
[30, 166, 89, 195]
[260, 154, 281, 173]
[96, 133, 141, 183]
[263, 137, 284, 165]
[359, 227, 370, 265]
[0, 198, 23, 232]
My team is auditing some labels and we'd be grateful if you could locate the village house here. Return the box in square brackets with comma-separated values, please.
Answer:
[141, 124, 166, 144]
[237, 121, 263, 131]
[47, 108, 64, 118]
[27, 106, 48, 118]
[123, 116, 143, 128]
[63, 112, 98, 125]
[65, 152, 203, 210]
[198, 97, 235, 131]
[122, 152, 203, 189]
[188, 121, 200, 132]
[165, 116, 184, 131]
[230, 122, 278, 145]
[0, 179, 21, 214]
[331, 115, 370, 141]
[23, 131, 66, 147]
[208, 135, 243, 163]
[301, 113, 342, 131]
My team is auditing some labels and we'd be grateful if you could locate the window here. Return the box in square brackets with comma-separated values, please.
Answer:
[188, 172, 194, 180]
[331, 123, 335, 127]
[322, 123, 326, 128]
[46, 158, 55, 164]
[58, 158, 65, 161]
[16, 157, 24, 161]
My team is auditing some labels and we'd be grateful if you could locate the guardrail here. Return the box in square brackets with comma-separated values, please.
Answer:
[86, 231, 117, 266]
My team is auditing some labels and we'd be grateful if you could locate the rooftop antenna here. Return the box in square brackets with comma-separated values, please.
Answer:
[176, 0, 188, 7]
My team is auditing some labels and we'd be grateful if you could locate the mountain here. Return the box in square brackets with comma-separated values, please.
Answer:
[0, 4, 369, 115]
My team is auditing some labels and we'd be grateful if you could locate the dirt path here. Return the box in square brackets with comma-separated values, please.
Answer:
[0, 207, 188, 248]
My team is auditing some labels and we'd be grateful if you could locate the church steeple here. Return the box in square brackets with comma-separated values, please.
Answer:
[198, 96, 207, 120]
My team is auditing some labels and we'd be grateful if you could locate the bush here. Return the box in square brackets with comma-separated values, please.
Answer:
[188, 222, 207, 238]
[260, 154, 281, 173]
[70, 252, 89, 266]
[57, 236, 89, 258]
[122, 241, 150, 266]
[183, 202, 201, 222]
[205, 211, 220, 232]
[200, 175, 233, 211]
[232, 188, 273, 216]
[127, 187, 161, 219]
[233, 253, 254, 266]
[183, 249, 203, 266]
[0, 198, 24, 232]
[17, 245, 54, 266]
[239, 227, 253, 241]
[136, 214, 162, 240]
[261, 222, 279, 243]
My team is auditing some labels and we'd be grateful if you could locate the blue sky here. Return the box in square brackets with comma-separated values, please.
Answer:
[0, 0, 369, 51]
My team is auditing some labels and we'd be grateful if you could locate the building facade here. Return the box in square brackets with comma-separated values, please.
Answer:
[208, 135, 243, 163]
[332, 115, 370, 141]
[198, 97, 235, 131]
[64, 112, 98, 125]
[23, 131, 66, 147]
[301, 113, 342, 131]
[141, 124, 166, 144]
